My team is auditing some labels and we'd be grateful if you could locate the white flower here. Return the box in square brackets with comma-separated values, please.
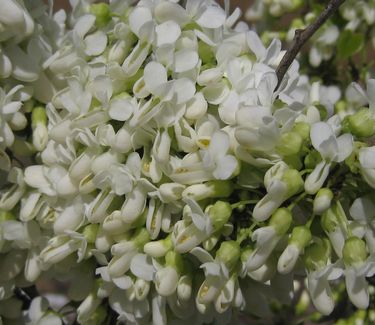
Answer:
[200, 131, 238, 180]
[358, 146, 375, 188]
[350, 196, 375, 253]
[307, 263, 343, 315]
[305, 121, 353, 194]
[26, 297, 62, 325]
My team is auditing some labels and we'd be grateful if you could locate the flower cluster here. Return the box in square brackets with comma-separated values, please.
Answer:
[1, 0, 375, 324]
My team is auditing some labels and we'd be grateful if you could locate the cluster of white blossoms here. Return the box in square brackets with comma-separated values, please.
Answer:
[1, 0, 375, 324]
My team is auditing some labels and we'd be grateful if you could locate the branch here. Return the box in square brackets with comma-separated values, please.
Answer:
[276, 0, 346, 88]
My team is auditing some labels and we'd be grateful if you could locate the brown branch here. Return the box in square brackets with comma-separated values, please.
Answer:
[276, 0, 346, 88]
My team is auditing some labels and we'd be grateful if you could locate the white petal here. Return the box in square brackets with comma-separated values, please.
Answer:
[190, 247, 214, 264]
[350, 197, 375, 222]
[84, 31, 107, 56]
[359, 147, 375, 169]
[213, 155, 237, 180]
[155, 21, 181, 46]
[74, 14, 95, 38]
[129, 7, 153, 37]
[144, 61, 168, 94]
[304, 161, 331, 195]
[277, 245, 299, 274]
[335, 134, 353, 162]
[345, 268, 369, 309]
[247, 30, 266, 61]
[130, 253, 155, 281]
[174, 49, 199, 73]
[310, 122, 334, 153]
[173, 78, 196, 104]
[154, 2, 189, 26]
[109, 97, 134, 121]
[308, 274, 334, 315]
[196, 6, 226, 28]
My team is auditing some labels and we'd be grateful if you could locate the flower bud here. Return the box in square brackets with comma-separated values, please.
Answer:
[165, 251, 184, 273]
[277, 226, 312, 274]
[304, 150, 322, 169]
[31, 106, 47, 129]
[182, 180, 233, 201]
[155, 266, 179, 297]
[292, 122, 310, 141]
[132, 227, 150, 249]
[313, 188, 333, 215]
[342, 109, 375, 138]
[215, 240, 240, 271]
[144, 236, 172, 258]
[304, 239, 331, 272]
[281, 169, 304, 198]
[208, 201, 232, 231]
[177, 274, 192, 301]
[134, 278, 150, 301]
[342, 237, 367, 266]
[77, 293, 102, 323]
[32, 123, 48, 151]
[83, 224, 99, 244]
[90, 3, 111, 27]
[289, 226, 312, 249]
[276, 131, 303, 156]
[269, 208, 292, 236]
[158, 183, 185, 203]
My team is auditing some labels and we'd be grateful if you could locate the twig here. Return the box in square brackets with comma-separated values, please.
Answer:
[276, 0, 346, 88]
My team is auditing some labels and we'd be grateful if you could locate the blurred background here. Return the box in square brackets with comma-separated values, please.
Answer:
[53, 0, 254, 12]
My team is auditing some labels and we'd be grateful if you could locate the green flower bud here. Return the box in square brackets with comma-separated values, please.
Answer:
[31, 106, 47, 128]
[0, 210, 15, 222]
[90, 3, 111, 27]
[304, 150, 322, 169]
[304, 239, 331, 272]
[289, 226, 312, 250]
[269, 208, 292, 235]
[342, 108, 375, 138]
[292, 122, 310, 141]
[216, 240, 241, 271]
[241, 247, 253, 264]
[208, 201, 232, 231]
[342, 237, 367, 266]
[313, 188, 333, 215]
[281, 169, 304, 197]
[182, 180, 233, 201]
[321, 206, 339, 233]
[334, 100, 347, 115]
[198, 41, 215, 64]
[165, 251, 184, 274]
[83, 224, 99, 244]
[276, 131, 303, 156]
[132, 228, 150, 248]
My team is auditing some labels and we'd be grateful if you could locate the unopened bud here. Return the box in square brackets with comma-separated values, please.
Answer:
[313, 188, 333, 215]
[342, 109, 375, 138]
[208, 201, 232, 231]
[269, 208, 292, 235]
[342, 236, 367, 266]
[216, 240, 240, 271]
[276, 131, 303, 156]
[90, 3, 111, 27]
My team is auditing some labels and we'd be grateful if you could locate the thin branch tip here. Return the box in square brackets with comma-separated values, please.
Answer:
[275, 0, 346, 88]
